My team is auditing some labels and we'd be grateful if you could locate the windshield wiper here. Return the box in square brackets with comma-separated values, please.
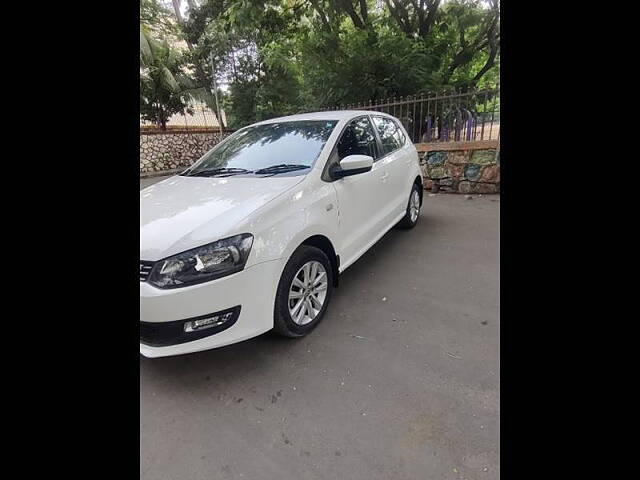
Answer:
[186, 167, 253, 177]
[254, 164, 310, 175]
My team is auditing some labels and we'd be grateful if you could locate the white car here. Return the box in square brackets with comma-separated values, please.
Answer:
[140, 111, 423, 357]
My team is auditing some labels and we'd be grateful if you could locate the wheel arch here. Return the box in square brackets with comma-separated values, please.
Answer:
[413, 175, 423, 205]
[300, 235, 340, 287]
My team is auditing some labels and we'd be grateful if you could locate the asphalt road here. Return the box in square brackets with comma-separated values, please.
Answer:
[140, 175, 500, 480]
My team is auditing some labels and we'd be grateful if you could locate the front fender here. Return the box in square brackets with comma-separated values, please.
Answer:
[238, 178, 340, 268]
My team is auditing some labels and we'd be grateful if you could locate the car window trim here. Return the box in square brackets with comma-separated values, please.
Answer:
[370, 115, 406, 160]
[339, 115, 380, 159]
[321, 114, 381, 182]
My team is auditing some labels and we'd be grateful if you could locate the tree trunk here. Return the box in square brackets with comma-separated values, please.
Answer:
[171, 0, 183, 24]
[471, 41, 499, 85]
[310, 0, 333, 32]
[359, 0, 369, 25]
[384, 0, 413, 36]
[419, 0, 441, 38]
[341, 0, 366, 30]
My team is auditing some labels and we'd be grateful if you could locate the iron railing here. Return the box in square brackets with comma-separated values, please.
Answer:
[140, 88, 499, 142]
[329, 87, 500, 144]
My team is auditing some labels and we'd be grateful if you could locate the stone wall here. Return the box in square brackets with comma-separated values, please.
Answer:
[140, 131, 233, 173]
[140, 132, 500, 194]
[420, 147, 500, 194]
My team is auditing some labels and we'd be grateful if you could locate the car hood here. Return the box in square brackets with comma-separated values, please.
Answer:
[140, 175, 304, 260]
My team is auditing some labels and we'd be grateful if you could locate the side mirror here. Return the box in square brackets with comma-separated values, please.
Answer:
[330, 154, 373, 179]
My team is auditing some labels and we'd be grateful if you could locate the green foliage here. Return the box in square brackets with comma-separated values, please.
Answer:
[141, 0, 500, 128]
[296, 24, 444, 109]
[140, 28, 193, 129]
[140, 0, 179, 38]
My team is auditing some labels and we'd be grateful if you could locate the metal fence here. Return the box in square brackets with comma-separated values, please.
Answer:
[331, 87, 500, 144]
[140, 88, 499, 142]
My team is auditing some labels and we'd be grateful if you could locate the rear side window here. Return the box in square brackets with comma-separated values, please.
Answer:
[336, 116, 378, 160]
[372, 116, 405, 155]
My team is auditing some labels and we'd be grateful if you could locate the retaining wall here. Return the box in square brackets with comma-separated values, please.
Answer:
[140, 130, 233, 173]
[417, 140, 500, 194]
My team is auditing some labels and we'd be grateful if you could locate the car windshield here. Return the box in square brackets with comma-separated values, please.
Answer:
[183, 120, 338, 176]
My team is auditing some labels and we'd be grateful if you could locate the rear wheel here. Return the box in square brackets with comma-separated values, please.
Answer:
[398, 183, 422, 229]
[274, 245, 334, 337]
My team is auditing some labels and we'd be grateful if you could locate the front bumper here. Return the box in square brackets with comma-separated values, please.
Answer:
[139, 258, 285, 358]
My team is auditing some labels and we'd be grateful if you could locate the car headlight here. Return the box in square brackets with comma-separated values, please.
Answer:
[147, 234, 254, 289]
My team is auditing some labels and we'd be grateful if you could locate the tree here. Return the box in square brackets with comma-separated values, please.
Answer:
[383, 0, 440, 37]
[141, 0, 180, 38]
[181, 0, 306, 127]
[170, 0, 230, 128]
[140, 28, 193, 129]
[141, 0, 500, 127]
[439, 0, 500, 87]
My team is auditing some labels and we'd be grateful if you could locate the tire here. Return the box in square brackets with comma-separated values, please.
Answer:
[273, 245, 334, 338]
[398, 183, 422, 229]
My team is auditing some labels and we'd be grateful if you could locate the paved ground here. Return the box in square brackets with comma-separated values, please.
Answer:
[140, 175, 500, 480]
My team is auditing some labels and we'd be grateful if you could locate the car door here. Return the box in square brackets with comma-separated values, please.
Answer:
[325, 115, 391, 269]
[371, 116, 413, 218]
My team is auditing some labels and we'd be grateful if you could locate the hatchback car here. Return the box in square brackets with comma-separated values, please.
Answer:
[140, 111, 423, 357]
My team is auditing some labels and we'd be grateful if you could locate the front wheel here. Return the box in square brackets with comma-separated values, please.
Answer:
[397, 183, 422, 229]
[273, 245, 334, 338]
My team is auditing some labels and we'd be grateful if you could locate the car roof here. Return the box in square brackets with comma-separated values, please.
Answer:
[255, 110, 394, 124]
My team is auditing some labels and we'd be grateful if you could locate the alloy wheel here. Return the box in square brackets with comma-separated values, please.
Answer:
[288, 261, 328, 325]
[409, 190, 420, 223]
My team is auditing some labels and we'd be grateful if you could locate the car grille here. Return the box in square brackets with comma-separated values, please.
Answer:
[140, 261, 154, 282]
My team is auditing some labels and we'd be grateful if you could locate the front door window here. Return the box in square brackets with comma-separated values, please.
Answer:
[336, 117, 378, 160]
